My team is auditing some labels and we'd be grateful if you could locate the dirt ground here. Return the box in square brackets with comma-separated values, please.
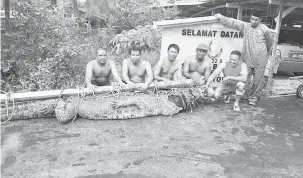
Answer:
[1, 95, 303, 178]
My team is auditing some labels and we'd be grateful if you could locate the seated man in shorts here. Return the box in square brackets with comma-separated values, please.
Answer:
[154, 43, 181, 83]
[182, 43, 212, 85]
[85, 47, 123, 91]
[122, 44, 154, 90]
[206, 50, 248, 111]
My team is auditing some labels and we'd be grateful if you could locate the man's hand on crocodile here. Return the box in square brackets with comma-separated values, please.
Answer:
[127, 81, 136, 89]
[162, 79, 174, 85]
[87, 83, 97, 93]
[138, 83, 149, 91]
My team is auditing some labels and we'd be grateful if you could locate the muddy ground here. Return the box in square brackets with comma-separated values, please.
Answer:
[1, 95, 303, 178]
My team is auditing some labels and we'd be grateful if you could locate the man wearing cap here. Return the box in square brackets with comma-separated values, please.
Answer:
[214, 9, 274, 106]
[182, 43, 212, 85]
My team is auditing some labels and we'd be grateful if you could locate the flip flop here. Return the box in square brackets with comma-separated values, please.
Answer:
[233, 105, 241, 112]
[248, 100, 256, 106]
[222, 95, 230, 103]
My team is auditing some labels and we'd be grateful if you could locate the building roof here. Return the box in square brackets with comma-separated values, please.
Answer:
[153, 16, 218, 28]
[157, 0, 303, 29]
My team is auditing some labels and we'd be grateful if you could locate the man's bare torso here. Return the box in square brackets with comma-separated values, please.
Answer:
[188, 56, 209, 76]
[127, 59, 147, 83]
[159, 58, 179, 80]
[91, 60, 112, 86]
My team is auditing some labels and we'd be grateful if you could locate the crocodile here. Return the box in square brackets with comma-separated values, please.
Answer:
[1, 87, 206, 123]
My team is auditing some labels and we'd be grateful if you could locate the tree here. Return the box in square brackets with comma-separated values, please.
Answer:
[1, 1, 113, 91]
[108, 0, 179, 33]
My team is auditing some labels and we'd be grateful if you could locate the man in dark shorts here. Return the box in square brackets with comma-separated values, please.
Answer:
[154, 43, 181, 83]
[206, 50, 248, 111]
[122, 45, 154, 90]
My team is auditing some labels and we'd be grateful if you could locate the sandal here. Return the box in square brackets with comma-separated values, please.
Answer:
[223, 95, 231, 104]
[233, 105, 241, 112]
[248, 100, 256, 106]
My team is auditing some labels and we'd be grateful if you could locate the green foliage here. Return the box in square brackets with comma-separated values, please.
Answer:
[108, 0, 179, 33]
[109, 25, 161, 54]
[1, 1, 114, 92]
[108, 25, 162, 69]
[107, 0, 179, 68]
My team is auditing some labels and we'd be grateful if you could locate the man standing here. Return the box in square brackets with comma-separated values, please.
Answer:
[85, 48, 123, 91]
[122, 45, 154, 90]
[214, 9, 274, 105]
[154, 44, 180, 83]
[206, 50, 248, 111]
[182, 43, 212, 85]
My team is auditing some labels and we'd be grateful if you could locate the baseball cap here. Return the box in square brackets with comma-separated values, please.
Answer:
[197, 43, 208, 50]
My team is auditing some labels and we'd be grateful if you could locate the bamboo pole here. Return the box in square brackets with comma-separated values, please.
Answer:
[4, 0, 10, 27]
[237, 3, 243, 20]
[0, 80, 196, 103]
[267, 0, 284, 93]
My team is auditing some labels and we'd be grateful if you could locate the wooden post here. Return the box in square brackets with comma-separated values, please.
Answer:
[211, 10, 215, 16]
[268, 0, 284, 93]
[71, 0, 79, 18]
[237, 3, 243, 20]
[51, 0, 57, 6]
[4, 0, 10, 27]
[57, 0, 65, 18]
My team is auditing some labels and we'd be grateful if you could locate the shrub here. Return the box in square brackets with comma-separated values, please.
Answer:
[108, 25, 162, 68]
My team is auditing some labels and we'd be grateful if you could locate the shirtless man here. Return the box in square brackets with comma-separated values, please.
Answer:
[182, 43, 212, 85]
[206, 50, 248, 111]
[122, 45, 153, 90]
[154, 44, 180, 83]
[85, 48, 123, 91]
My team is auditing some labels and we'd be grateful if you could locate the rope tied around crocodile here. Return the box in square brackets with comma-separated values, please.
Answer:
[1, 90, 15, 125]
[1, 81, 208, 125]
[168, 84, 206, 112]
[56, 83, 126, 128]
[110, 82, 124, 100]
[55, 87, 81, 129]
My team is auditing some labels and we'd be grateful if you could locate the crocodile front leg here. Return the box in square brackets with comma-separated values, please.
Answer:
[108, 98, 150, 119]
[111, 99, 138, 109]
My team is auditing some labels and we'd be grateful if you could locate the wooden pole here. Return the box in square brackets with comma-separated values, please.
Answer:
[237, 3, 243, 20]
[57, 0, 64, 18]
[268, 0, 284, 93]
[4, 0, 10, 27]
[0, 80, 196, 103]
